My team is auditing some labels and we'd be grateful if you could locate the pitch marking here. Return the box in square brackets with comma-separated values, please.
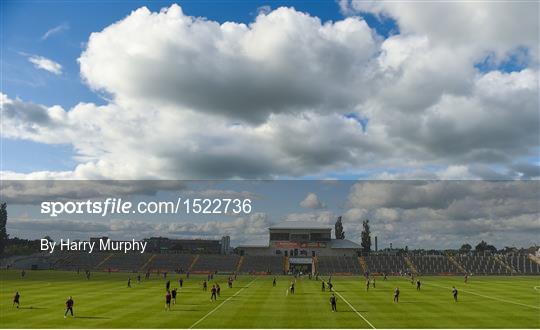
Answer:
[427, 282, 540, 310]
[333, 290, 376, 329]
[189, 278, 257, 329]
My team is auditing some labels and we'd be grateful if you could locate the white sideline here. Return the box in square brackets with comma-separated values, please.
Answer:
[427, 282, 540, 310]
[333, 290, 376, 329]
[188, 278, 257, 329]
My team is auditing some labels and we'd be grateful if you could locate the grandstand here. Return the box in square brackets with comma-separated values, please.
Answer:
[364, 255, 408, 275]
[409, 255, 461, 275]
[98, 253, 149, 272]
[454, 255, 508, 275]
[147, 254, 194, 273]
[190, 254, 240, 273]
[240, 255, 284, 274]
[3, 220, 539, 277]
[503, 254, 540, 274]
[316, 256, 361, 275]
[54, 252, 109, 271]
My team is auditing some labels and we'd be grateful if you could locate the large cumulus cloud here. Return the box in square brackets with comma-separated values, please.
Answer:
[1, 3, 539, 179]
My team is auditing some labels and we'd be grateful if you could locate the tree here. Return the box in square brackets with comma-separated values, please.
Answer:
[334, 216, 345, 239]
[0, 202, 8, 256]
[475, 240, 496, 253]
[459, 243, 472, 253]
[360, 220, 371, 252]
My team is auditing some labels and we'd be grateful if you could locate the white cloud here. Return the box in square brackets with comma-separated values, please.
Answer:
[41, 22, 70, 40]
[341, 0, 539, 61]
[27, 55, 62, 75]
[2, 3, 538, 180]
[342, 181, 540, 249]
[299, 192, 326, 209]
[7, 213, 271, 245]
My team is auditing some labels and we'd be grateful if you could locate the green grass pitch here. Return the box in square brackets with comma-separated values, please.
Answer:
[1, 270, 539, 328]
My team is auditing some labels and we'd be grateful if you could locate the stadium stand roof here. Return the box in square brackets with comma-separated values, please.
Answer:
[329, 239, 362, 249]
[269, 221, 332, 230]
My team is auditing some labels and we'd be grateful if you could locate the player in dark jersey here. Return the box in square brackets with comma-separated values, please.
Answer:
[127, 277, 131, 288]
[64, 297, 74, 318]
[179, 278, 184, 288]
[384, 273, 387, 281]
[228, 277, 233, 288]
[165, 290, 172, 310]
[328, 281, 333, 292]
[393, 287, 400, 303]
[137, 274, 141, 284]
[366, 279, 370, 291]
[216, 284, 221, 297]
[464, 274, 468, 283]
[272, 277, 276, 287]
[203, 280, 208, 291]
[13, 291, 20, 308]
[372, 277, 376, 288]
[330, 294, 337, 312]
[416, 280, 421, 291]
[166, 280, 170, 291]
[171, 288, 177, 305]
[210, 285, 217, 302]
[21, 270, 26, 278]
[321, 281, 326, 292]
[452, 286, 458, 302]
[290, 282, 295, 294]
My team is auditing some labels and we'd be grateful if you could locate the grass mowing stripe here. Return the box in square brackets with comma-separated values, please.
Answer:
[332, 289, 376, 329]
[426, 282, 540, 310]
[188, 278, 256, 329]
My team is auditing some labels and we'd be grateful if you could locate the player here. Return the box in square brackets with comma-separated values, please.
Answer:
[179, 277, 184, 288]
[330, 294, 337, 312]
[171, 288, 177, 305]
[137, 274, 141, 284]
[13, 291, 20, 308]
[384, 273, 387, 281]
[366, 279, 370, 291]
[203, 280, 208, 291]
[452, 286, 458, 302]
[210, 285, 217, 302]
[321, 280, 326, 292]
[64, 296, 74, 318]
[416, 280, 421, 291]
[21, 270, 26, 278]
[290, 282, 295, 294]
[127, 277, 131, 288]
[165, 290, 172, 310]
[464, 274, 468, 283]
[328, 281, 333, 292]
[166, 280, 170, 291]
[216, 284, 221, 297]
[272, 277, 276, 287]
[393, 287, 400, 303]
[372, 277, 376, 288]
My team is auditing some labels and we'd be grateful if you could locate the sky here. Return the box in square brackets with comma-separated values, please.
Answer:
[0, 1, 539, 247]
[3, 180, 539, 249]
